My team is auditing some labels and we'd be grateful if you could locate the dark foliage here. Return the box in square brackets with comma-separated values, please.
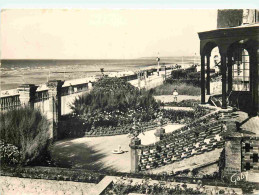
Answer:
[0, 107, 50, 165]
[70, 77, 160, 131]
[161, 106, 210, 124]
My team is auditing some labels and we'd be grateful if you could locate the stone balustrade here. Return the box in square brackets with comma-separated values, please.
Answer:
[130, 110, 225, 172]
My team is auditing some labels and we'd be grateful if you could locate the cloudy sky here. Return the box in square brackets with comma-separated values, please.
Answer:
[1, 9, 218, 59]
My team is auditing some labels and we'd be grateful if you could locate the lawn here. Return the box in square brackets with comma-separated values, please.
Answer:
[152, 82, 200, 96]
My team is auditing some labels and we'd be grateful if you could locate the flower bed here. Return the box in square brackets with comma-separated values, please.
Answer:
[84, 121, 161, 137]
[103, 177, 230, 195]
[164, 99, 200, 107]
[161, 106, 211, 124]
[0, 140, 20, 165]
[1, 166, 104, 184]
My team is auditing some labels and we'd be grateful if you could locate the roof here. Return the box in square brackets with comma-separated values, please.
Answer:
[198, 23, 259, 40]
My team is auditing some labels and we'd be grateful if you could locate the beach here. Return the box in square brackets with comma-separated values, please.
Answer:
[0, 57, 199, 91]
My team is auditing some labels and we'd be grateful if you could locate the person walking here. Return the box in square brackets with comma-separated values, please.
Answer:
[173, 88, 178, 102]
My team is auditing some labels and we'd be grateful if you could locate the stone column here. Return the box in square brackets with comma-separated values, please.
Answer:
[164, 66, 167, 80]
[137, 72, 141, 88]
[154, 126, 165, 142]
[68, 83, 74, 94]
[250, 48, 258, 116]
[201, 55, 206, 104]
[221, 53, 227, 109]
[206, 54, 211, 95]
[47, 80, 64, 140]
[18, 84, 38, 108]
[223, 135, 242, 178]
[227, 54, 233, 93]
[129, 138, 141, 173]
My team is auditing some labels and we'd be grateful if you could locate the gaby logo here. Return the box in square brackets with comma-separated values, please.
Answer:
[230, 172, 248, 185]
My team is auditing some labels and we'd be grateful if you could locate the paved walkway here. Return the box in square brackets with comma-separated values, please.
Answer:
[51, 134, 132, 172]
[163, 106, 194, 111]
[51, 124, 184, 172]
[139, 124, 184, 145]
[234, 111, 259, 136]
[154, 95, 200, 103]
[0, 176, 96, 195]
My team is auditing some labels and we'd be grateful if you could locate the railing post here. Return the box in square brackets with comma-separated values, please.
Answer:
[201, 55, 206, 104]
[154, 126, 165, 142]
[18, 84, 38, 108]
[129, 138, 141, 173]
[47, 80, 64, 140]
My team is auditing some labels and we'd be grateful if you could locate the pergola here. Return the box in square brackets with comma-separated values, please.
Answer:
[198, 23, 259, 115]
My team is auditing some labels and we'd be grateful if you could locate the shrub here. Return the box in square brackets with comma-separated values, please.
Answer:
[152, 82, 200, 96]
[166, 78, 201, 87]
[58, 115, 86, 139]
[0, 140, 20, 165]
[70, 77, 160, 130]
[161, 106, 210, 124]
[171, 69, 188, 79]
[0, 106, 50, 165]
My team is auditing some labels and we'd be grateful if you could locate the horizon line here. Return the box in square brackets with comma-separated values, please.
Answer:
[1, 56, 200, 61]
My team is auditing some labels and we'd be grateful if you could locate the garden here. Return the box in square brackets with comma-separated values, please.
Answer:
[59, 77, 211, 138]
[152, 67, 201, 96]
[103, 176, 241, 195]
[0, 106, 51, 167]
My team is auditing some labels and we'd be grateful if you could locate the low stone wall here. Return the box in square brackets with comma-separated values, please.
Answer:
[242, 137, 259, 172]
[136, 111, 225, 171]
[85, 122, 161, 137]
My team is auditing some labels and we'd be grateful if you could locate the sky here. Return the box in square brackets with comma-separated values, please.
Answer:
[0, 1, 257, 59]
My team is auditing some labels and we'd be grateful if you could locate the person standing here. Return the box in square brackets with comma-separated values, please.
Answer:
[173, 88, 178, 102]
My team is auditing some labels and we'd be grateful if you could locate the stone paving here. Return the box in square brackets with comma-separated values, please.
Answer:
[154, 95, 200, 103]
[0, 176, 96, 195]
[51, 124, 184, 172]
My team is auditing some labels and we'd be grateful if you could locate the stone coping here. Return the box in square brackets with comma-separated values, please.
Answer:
[98, 176, 243, 195]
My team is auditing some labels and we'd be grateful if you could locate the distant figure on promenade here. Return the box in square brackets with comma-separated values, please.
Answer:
[173, 88, 178, 102]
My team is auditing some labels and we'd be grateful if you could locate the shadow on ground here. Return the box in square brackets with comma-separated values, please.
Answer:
[50, 140, 117, 172]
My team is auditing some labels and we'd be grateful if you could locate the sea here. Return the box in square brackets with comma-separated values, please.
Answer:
[1, 56, 199, 90]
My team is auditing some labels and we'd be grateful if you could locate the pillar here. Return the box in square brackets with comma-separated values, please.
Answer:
[250, 48, 258, 116]
[223, 136, 242, 179]
[18, 84, 38, 108]
[144, 71, 147, 87]
[201, 55, 206, 104]
[154, 126, 165, 142]
[221, 53, 227, 109]
[227, 54, 233, 93]
[47, 80, 64, 140]
[68, 84, 73, 94]
[206, 54, 211, 95]
[164, 66, 167, 80]
[138, 72, 141, 88]
[129, 138, 141, 173]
